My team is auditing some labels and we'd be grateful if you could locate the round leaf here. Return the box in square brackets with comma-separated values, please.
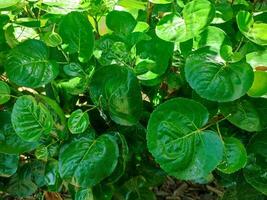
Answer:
[246, 50, 267, 69]
[68, 109, 90, 134]
[0, 81, 10, 104]
[11, 95, 53, 142]
[0, 111, 39, 154]
[248, 71, 267, 97]
[185, 49, 254, 102]
[219, 98, 267, 132]
[237, 11, 267, 46]
[147, 98, 223, 180]
[0, 153, 18, 177]
[106, 10, 137, 34]
[89, 65, 143, 126]
[59, 12, 94, 63]
[5, 39, 59, 88]
[59, 134, 119, 187]
[217, 137, 247, 174]
[244, 134, 267, 195]
[156, 0, 215, 43]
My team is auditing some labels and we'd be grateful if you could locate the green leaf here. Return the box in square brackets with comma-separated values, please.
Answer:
[219, 98, 267, 132]
[11, 95, 53, 142]
[0, 111, 39, 154]
[75, 188, 94, 200]
[0, 153, 18, 177]
[156, 0, 215, 43]
[247, 71, 267, 97]
[63, 63, 85, 77]
[45, 159, 62, 192]
[0, 81, 10, 104]
[0, 0, 20, 9]
[59, 12, 94, 62]
[7, 164, 38, 197]
[149, 0, 173, 4]
[237, 11, 267, 46]
[217, 137, 247, 174]
[35, 145, 48, 162]
[42, 32, 62, 47]
[212, 1, 233, 24]
[106, 10, 136, 34]
[147, 98, 223, 180]
[185, 49, 254, 102]
[68, 109, 90, 134]
[5, 39, 59, 88]
[246, 50, 267, 69]
[59, 134, 119, 187]
[243, 133, 267, 195]
[89, 65, 143, 126]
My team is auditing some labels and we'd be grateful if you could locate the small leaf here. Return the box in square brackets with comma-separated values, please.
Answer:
[147, 98, 223, 180]
[106, 10, 136, 34]
[68, 109, 90, 134]
[59, 12, 94, 62]
[63, 63, 85, 77]
[5, 39, 59, 88]
[35, 145, 48, 162]
[59, 134, 119, 187]
[42, 32, 62, 47]
[0, 81, 10, 104]
[0, 153, 18, 177]
[217, 137, 247, 174]
[11, 95, 53, 142]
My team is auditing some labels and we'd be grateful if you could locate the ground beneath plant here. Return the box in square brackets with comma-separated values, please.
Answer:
[154, 177, 223, 200]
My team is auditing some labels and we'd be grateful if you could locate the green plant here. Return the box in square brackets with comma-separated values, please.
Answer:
[1, 0, 267, 199]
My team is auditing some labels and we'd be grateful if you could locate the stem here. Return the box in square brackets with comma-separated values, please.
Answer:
[58, 46, 70, 63]
[0, 93, 18, 99]
[234, 36, 244, 52]
[201, 114, 231, 131]
[93, 16, 100, 39]
[146, 2, 154, 25]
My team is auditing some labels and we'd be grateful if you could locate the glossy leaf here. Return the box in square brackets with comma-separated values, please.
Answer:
[156, 0, 215, 43]
[75, 188, 94, 200]
[0, 80, 10, 104]
[0, 111, 39, 154]
[219, 98, 267, 132]
[217, 137, 247, 174]
[5, 39, 59, 88]
[11, 95, 53, 142]
[68, 109, 90, 134]
[0, 153, 18, 177]
[237, 11, 267, 46]
[59, 134, 119, 187]
[147, 98, 223, 180]
[59, 12, 94, 62]
[90, 65, 143, 126]
[45, 159, 62, 192]
[63, 63, 85, 77]
[185, 49, 254, 102]
[244, 134, 267, 195]
[106, 10, 136, 34]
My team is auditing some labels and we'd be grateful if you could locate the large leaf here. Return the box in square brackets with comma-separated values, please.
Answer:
[147, 98, 223, 180]
[11, 95, 53, 142]
[185, 49, 254, 102]
[0, 153, 18, 177]
[89, 65, 143, 126]
[0, 111, 39, 154]
[217, 137, 247, 174]
[0, 80, 10, 104]
[237, 11, 267, 46]
[5, 39, 59, 88]
[219, 98, 267, 132]
[243, 134, 267, 195]
[156, 0, 215, 43]
[59, 134, 119, 187]
[0, 0, 20, 9]
[106, 10, 136, 34]
[59, 12, 94, 63]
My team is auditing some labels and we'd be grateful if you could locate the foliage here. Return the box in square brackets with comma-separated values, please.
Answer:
[0, 0, 267, 199]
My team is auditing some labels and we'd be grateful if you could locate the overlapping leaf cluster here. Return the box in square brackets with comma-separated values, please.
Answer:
[1, 0, 267, 199]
